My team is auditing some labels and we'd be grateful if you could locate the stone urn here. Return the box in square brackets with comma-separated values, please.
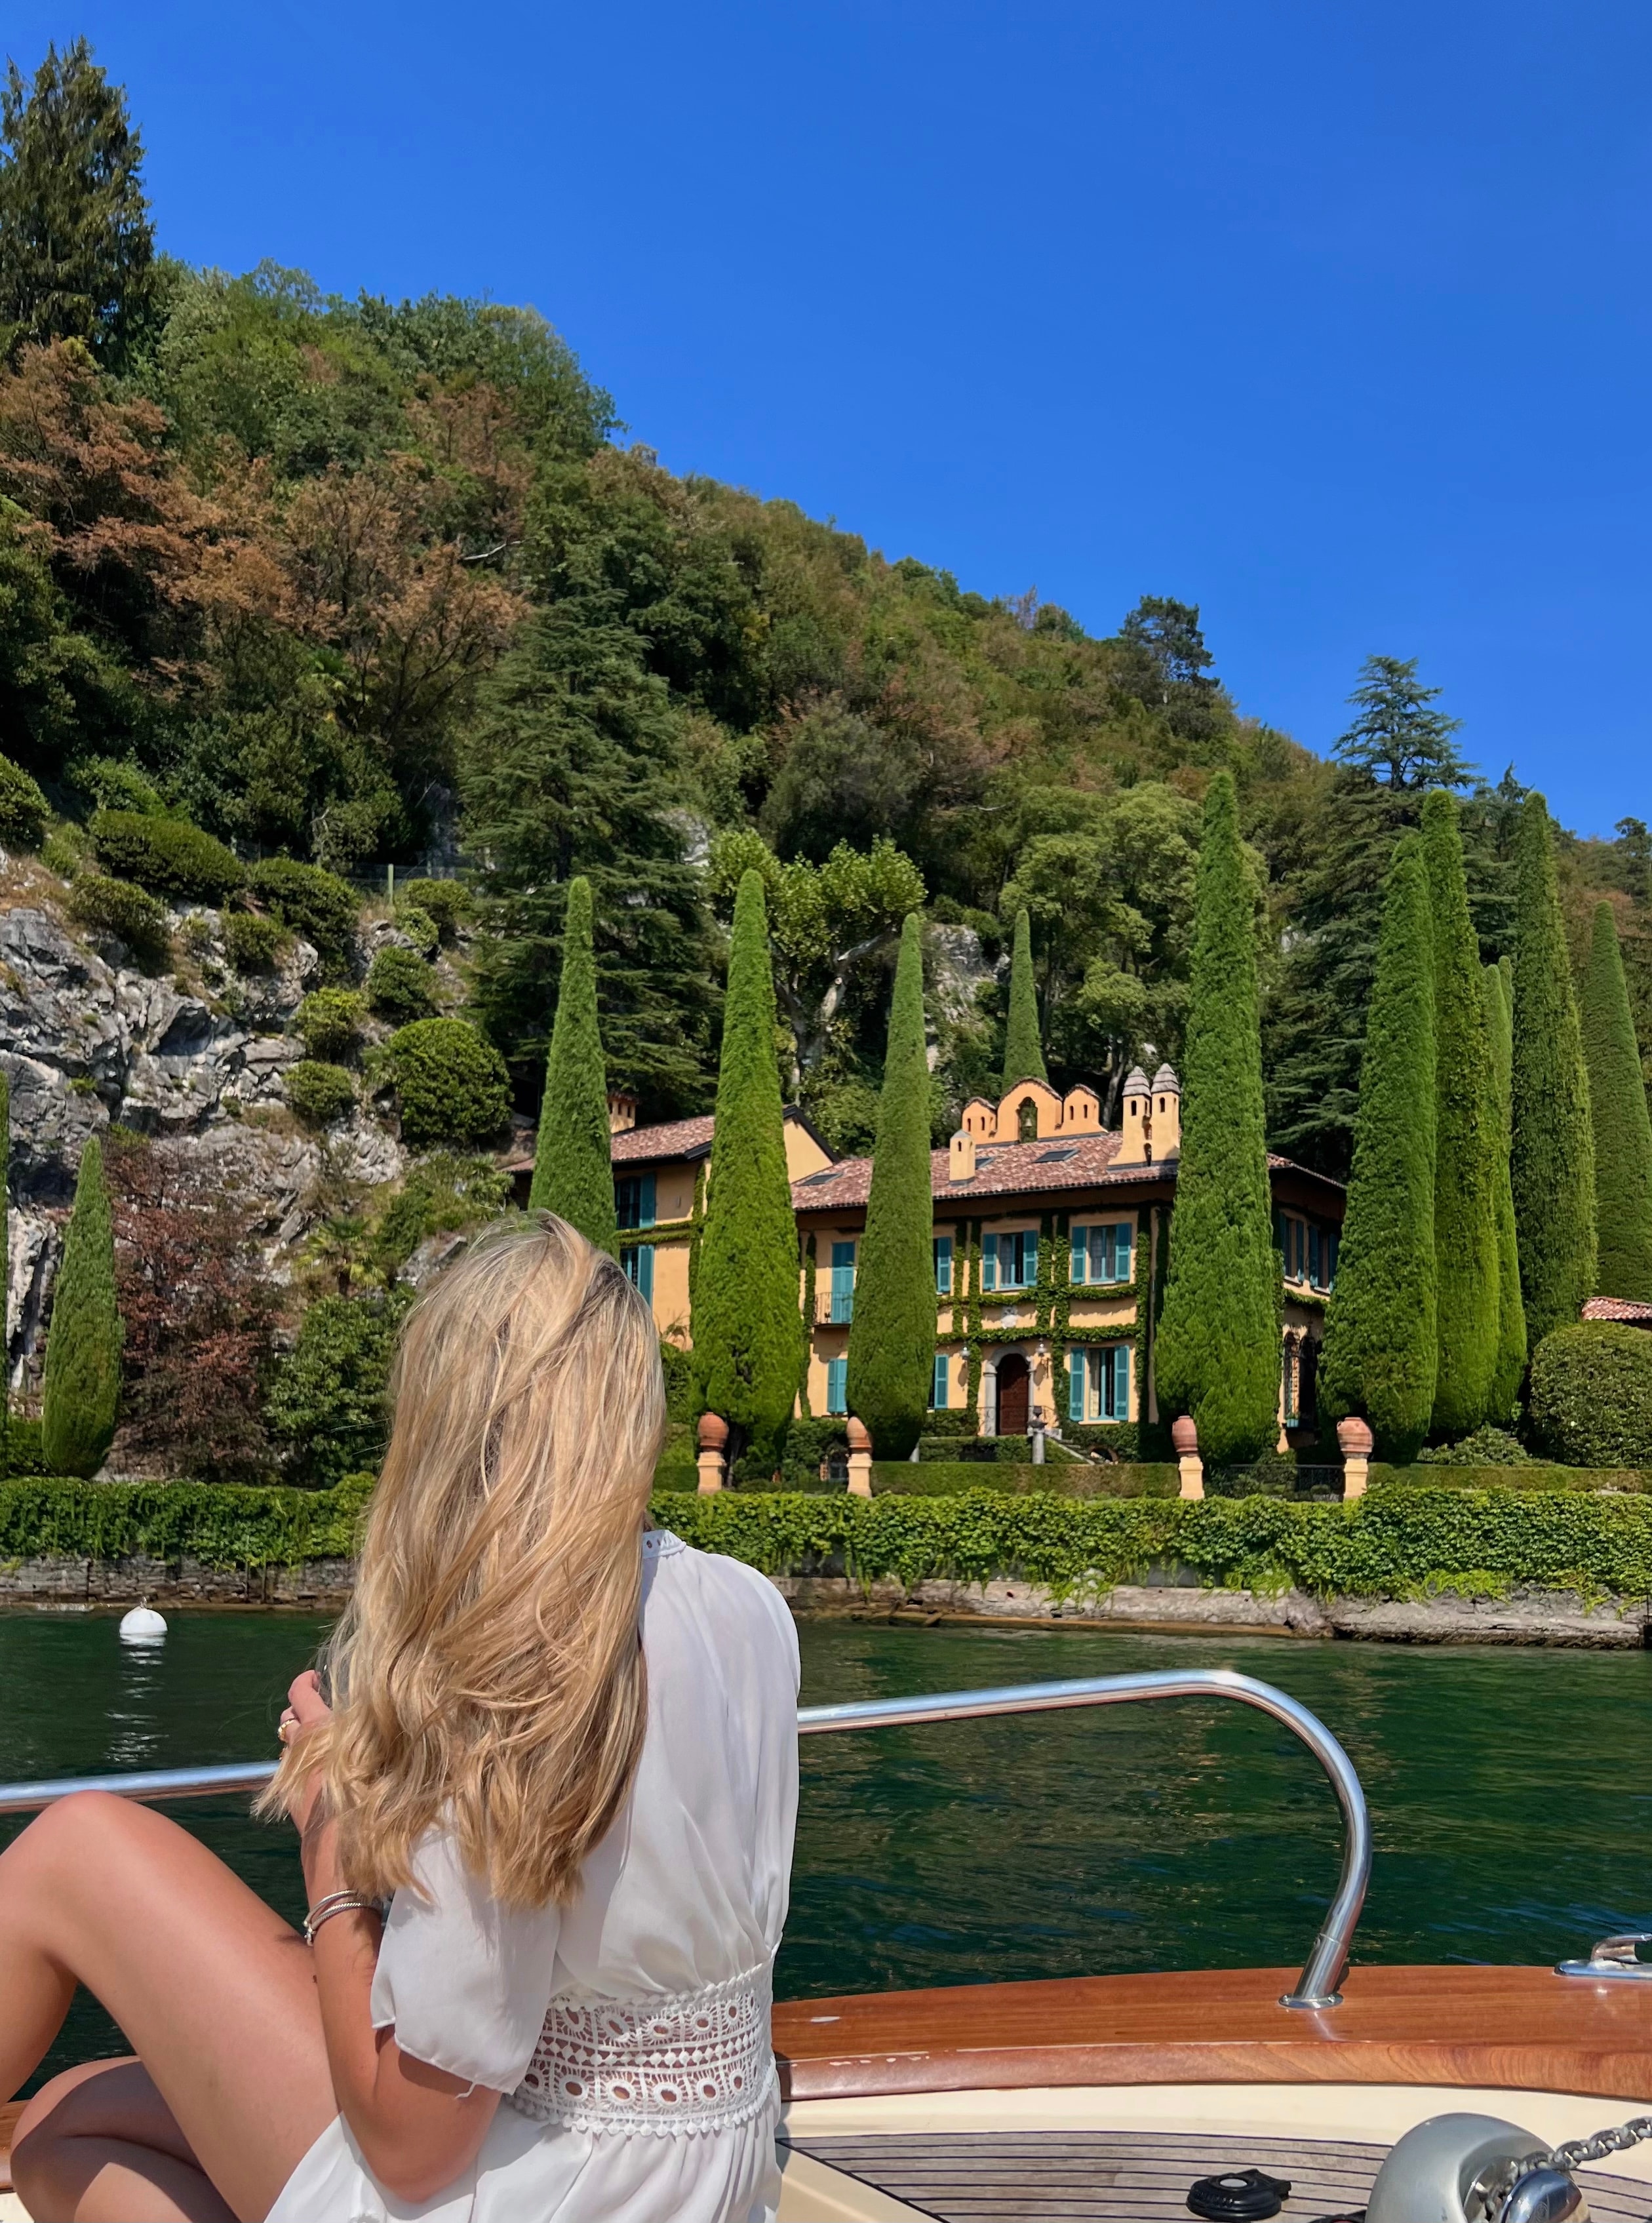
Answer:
[844, 1416, 874, 1497]
[845, 1417, 872, 1455]
[1335, 1417, 1374, 1457]
[1170, 1416, 1199, 1455]
[697, 1411, 730, 1453]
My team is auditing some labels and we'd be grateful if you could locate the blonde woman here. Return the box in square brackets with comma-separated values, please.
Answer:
[1, 1217, 799, 2223]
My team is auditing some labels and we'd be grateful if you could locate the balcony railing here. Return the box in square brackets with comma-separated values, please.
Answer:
[816, 1288, 854, 1325]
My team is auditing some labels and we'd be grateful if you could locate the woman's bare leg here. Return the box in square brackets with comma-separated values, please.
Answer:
[12, 2059, 232, 2222]
[0, 1793, 336, 2222]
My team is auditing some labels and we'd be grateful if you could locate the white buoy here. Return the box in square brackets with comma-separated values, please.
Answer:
[119, 1604, 167, 1644]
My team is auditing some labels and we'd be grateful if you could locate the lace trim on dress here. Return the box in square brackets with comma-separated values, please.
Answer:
[641, 1530, 684, 1559]
[506, 1961, 776, 2137]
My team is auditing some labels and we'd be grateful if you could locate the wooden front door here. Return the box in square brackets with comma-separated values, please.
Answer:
[997, 1353, 1031, 1435]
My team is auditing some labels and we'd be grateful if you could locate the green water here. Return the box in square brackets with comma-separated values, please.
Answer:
[3, 1609, 1649, 2095]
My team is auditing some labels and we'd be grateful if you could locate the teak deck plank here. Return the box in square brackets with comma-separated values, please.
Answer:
[773, 1964, 1652, 2102]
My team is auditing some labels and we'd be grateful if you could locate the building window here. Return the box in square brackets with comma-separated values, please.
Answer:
[1071, 1222, 1133, 1285]
[1276, 1211, 1338, 1291]
[931, 1354, 949, 1409]
[829, 1240, 856, 1323]
[620, 1243, 654, 1301]
[616, 1172, 656, 1230]
[825, 1356, 848, 1416]
[983, 1229, 1038, 1290]
[1069, 1343, 1130, 1421]
[934, 1234, 953, 1295]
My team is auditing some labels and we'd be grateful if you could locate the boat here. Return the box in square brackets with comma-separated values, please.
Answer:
[2, 1668, 1649, 2222]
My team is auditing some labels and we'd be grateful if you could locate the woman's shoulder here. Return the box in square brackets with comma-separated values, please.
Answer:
[642, 1530, 798, 1672]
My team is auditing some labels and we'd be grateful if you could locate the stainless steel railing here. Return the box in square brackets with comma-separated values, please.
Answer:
[0, 1667, 1369, 2010]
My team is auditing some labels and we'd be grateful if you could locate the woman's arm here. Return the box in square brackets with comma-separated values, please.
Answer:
[287, 1672, 502, 2204]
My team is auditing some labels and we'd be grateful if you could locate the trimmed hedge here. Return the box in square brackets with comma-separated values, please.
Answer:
[1369, 1462, 1642, 1493]
[0, 1474, 375, 1565]
[386, 1018, 511, 1149]
[366, 943, 436, 1023]
[1529, 1322, 1652, 1468]
[874, 1461, 1179, 1499]
[247, 858, 359, 972]
[90, 810, 244, 903]
[285, 1060, 356, 1126]
[67, 874, 170, 970]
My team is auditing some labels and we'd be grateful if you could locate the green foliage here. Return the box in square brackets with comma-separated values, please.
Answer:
[0, 1068, 9, 1473]
[847, 914, 935, 1458]
[246, 859, 359, 973]
[90, 809, 243, 903]
[1512, 794, 1598, 1348]
[1581, 903, 1652, 1301]
[393, 901, 439, 955]
[1333, 655, 1472, 790]
[660, 1337, 696, 1425]
[264, 1291, 413, 1485]
[284, 1059, 356, 1126]
[368, 1152, 511, 1276]
[0, 39, 156, 368]
[1154, 772, 1280, 1464]
[365, 942, 436, 1023]
[66, 872, 168, 969]
[1319, 833, 1437, 1460]
[397, 878, 469, 939]
[1482, 958, 1527, 1421]
[1000, 905, 1047, 1088]
[874, 1462, 1179, 1497]
[294, 988, 364, 1062]
[0, 1473, 376, 1563]
[0, 749, 46, 844]
[1422, 791, 1501, 1436]
[1529, 1322, 1652, 1468]
[528, 875, 616, 1250]
[2, 1416, 45, 1476]
[71, 755, 165, 816]
[385, 1017, 511, 1149]
[222, 910, 287, 975]
[691, 871, 806, 1460]
[1415, 1425, 1533, 1466]
[41, 1134, 121, 1477]
[1367, 1462, 1634, 1493]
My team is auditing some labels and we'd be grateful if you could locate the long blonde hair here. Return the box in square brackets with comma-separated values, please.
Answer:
[263, 1214, 665, 1907]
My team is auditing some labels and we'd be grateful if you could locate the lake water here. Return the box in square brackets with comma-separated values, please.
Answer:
[2, 1608, 1649, 2095]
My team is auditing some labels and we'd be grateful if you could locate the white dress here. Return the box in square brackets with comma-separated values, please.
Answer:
[268, 1531, 800, 2223]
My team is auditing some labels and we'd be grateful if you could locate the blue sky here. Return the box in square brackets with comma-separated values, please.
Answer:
[9, 0, 1651, 835]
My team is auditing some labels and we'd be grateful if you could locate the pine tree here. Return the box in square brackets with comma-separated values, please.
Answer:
[1318, 834, 1437, 1461]
[1580, 901, 1652, 1301]
[41, 1132, 121, 1477]
[1154, 772, 1280, 1465]
[0, 39, 156, 368]
[848, 914, 935, 1459]
[528, 876, 617, 1251]
[1511, 793, 1598, 1348]
[692, 871, 806, 1462]
[1421, 790, 1500, 1437]
[1482, 957, 1527, 1421]
[1000, 907, 1047, 1090]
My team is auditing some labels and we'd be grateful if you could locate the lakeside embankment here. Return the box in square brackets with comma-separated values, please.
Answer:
[3, 1480, 1652, 1644]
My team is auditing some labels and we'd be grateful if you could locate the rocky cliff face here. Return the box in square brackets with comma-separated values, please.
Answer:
[0, 888, 410, 1392]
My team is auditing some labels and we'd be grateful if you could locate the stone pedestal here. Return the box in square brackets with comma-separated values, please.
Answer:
[1171, 1415, 1204, 1500]
[846, 1416, 873, 1498]
[1337, 1415, 1373, 1502]
[696, 1411, 728, 1495]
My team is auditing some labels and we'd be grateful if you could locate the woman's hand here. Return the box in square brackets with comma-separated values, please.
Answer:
[279, 1670, 336, 1872]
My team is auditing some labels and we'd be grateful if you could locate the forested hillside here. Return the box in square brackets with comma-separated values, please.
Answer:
[3, 39, 1650, 1179]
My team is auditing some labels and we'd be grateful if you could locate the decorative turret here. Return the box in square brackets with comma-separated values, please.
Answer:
[1116, 1067, 1153, 1165]
[1150, 1063, 1182, 1158]
[949, 1129, 977, 1183]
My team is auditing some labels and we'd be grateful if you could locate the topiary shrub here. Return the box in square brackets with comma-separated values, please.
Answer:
[397, 878, 469, 939]
[70, 757, 167, 817]
[366, 943, 436, 1023]
[0, 752, 48, 846]
[90, 810, 244, 903]
[66, 875, 170, 971]
[222, 911, 287, 974]
[385, 1018, 511, 1149]
[1416, 1425, 1534, 1467]
[2, 1415, 46, 1476]
[392, 901, 439, 955]
[264, 1287, 413, 1485]
[294, 988, 365, 1062]
[247, 858, 359, 973]
[1529, 1322, 1652, 1467]
[285, 1060, 357, 1127]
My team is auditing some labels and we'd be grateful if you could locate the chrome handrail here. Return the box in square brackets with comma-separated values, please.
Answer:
[0, 1667, 1369, 2010]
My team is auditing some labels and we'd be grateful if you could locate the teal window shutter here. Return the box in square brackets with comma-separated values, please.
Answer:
[1308, 1224, 1322, 1288]
[934, 1234, 953, 1294]
[831, 1240, 856, 1323]
[1068, 1347, 1086, 1422]
[620, 1244, 654, 1301]
[1274, 1207, 1286, 1259]
[932, 1354, 949, 1409]
[982, 1233, 998, 1291]
[826, 1357, 848, 1415]
[1071, 1226, 1088, 1283]
[1017, 1230, 1037, 1286]
[1112, 1343, 1130, 1419]
[640, 1172, 656, 1229]
[1114, 1221, 1132, 1282]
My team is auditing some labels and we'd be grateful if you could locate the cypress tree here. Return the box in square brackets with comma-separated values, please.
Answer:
[41, 1133, 121, 1478]
[0, 1067, 9, 1474]
[1000, 907, 1047, 1089]
[528, 876, 617, 1253]
[1511, 793, 1597, 1348]
[1580, 901, 1652, 1301]
[692, 871, 806, 1462]
[848, 914, 935, 1459]
[1154, 772, 1280, 1465]
[1482, 958, 1527, 1421]
[1421, 791, 1500, 1437]
[1319, 834, 1438, 1461]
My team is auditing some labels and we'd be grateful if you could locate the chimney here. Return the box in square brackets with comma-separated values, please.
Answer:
[1116, 1067, 1152, 1166]
[607, 1089, 638, 1134]
[1150, 1064, 1181, 1158]
[949, 1128, 977, 1183]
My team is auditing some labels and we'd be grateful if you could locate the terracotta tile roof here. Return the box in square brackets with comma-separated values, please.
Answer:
[792, 1136, 1340, 1213]
[1583, 1295, 1652, 1325]
[611, 1114, 716, 1166]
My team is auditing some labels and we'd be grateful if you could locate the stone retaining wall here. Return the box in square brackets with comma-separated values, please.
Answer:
[0, 1554, 355, 1608]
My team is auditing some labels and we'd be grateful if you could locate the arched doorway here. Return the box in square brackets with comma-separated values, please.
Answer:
[997, 1352, 1031, 1435]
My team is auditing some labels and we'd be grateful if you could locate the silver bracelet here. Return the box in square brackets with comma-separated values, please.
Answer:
[303, 1891, 385, 1946]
